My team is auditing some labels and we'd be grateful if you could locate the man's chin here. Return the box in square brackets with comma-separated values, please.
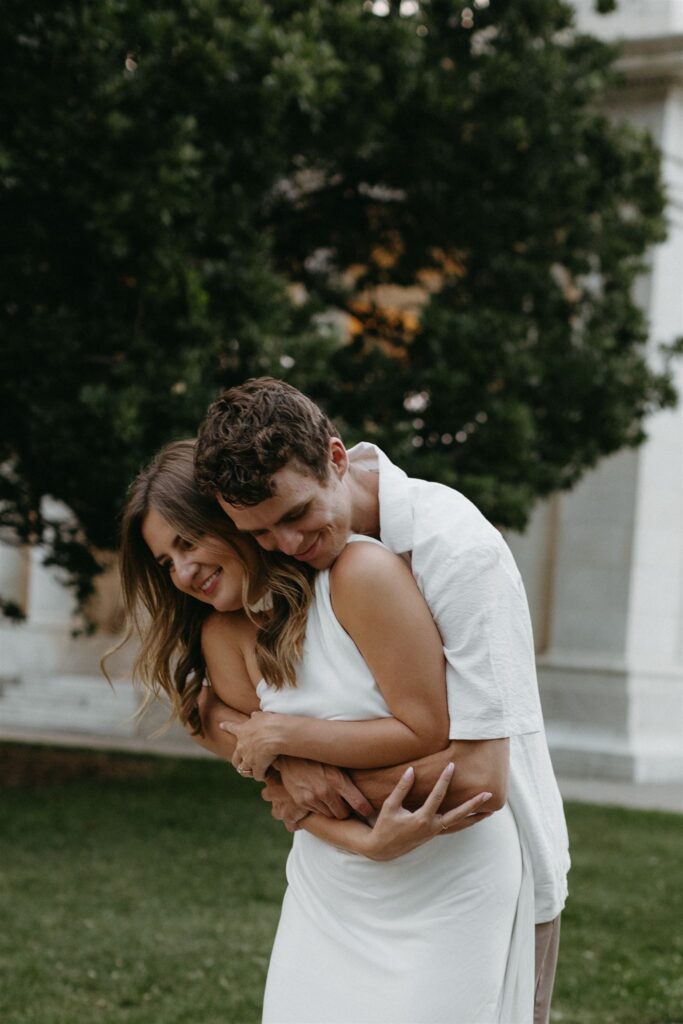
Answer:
[292, 532, 348, 570]
[306, 553, 335, 570]
[308, 541, 347, 571]
[293, 534, 323, 566]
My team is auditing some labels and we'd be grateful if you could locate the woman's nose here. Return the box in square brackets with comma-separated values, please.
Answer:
[174, 553, 197, 586]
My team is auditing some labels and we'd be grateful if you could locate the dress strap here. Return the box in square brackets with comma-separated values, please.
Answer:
[346, 533, 385, 548]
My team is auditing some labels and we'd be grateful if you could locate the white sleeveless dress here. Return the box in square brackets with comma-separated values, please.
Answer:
[259, 538, 535, 1024]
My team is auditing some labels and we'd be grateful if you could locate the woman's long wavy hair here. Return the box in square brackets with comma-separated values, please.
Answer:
[102, 440, 315, 734]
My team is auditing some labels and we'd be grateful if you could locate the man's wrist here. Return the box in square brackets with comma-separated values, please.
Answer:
[274, 751, 314, 775]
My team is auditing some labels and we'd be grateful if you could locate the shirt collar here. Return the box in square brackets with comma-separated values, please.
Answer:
[347, 442, 414, 554]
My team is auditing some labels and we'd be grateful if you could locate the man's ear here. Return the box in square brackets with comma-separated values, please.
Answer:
[328, 437, 348, 479]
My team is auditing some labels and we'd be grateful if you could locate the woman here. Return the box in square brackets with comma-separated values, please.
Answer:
[109, 440, 534, 1023]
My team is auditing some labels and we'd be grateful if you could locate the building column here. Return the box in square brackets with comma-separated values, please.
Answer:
[25, 499, 77, 630]
[0, 539, 29, 614]
[509, 33, 683, 782]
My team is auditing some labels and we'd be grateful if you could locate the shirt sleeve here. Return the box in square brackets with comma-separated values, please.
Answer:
[418, 539, 544, 741]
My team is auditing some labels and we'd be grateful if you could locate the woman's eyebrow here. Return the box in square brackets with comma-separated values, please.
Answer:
[154, 535, 181, 562]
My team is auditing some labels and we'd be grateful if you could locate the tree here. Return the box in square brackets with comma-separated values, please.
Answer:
[0, 0, 677, 618]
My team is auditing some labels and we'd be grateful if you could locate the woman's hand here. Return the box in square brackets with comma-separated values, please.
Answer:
[361, 762, 494, 862]
[220, 711, 286, 781]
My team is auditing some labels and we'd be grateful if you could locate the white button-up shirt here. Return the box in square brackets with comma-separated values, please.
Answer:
[348, 442, 570, 922]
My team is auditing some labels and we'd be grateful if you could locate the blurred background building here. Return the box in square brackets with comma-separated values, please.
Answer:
[1, 0, 682, 781]
[509, 0, 683, 782]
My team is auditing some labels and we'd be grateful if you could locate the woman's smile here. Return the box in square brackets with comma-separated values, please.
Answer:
[199, 566, 223, 594]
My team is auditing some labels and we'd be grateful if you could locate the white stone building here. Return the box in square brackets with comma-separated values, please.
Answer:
[1, 1, 682, 778]
[507, 1, 683, 782]
[0, 499, 141, 741]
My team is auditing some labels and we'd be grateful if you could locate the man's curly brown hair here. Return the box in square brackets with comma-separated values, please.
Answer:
[195, 378, 337, 507]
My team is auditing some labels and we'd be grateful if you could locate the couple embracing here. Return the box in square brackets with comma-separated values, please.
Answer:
[117, 376, 569, 1024]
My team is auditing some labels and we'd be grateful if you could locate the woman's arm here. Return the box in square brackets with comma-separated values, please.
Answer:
[198, 611, 262, 722]
[301, 763, 494, 860]
[191, 686, 251, 760]
[200, 611, 376, 821]
[227, 542, 450, 778]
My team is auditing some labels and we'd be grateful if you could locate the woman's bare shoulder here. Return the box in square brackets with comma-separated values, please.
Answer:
[201, 610, 257, 656]
[330, 539, 409, 588]
[329, 541, 415, 622]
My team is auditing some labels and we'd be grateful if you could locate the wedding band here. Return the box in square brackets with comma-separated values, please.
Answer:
[440, 821, 448, 832]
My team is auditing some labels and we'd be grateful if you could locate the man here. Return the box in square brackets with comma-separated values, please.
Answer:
[194, 377, 569, 1024]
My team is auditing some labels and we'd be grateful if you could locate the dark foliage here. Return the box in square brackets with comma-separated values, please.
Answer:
[0, 0, 677, 617]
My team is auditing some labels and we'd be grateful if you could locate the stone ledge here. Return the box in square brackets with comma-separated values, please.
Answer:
[1, 726, 680, 813]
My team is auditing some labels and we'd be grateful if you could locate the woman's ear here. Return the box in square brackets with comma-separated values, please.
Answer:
[328, 437, 349, 479]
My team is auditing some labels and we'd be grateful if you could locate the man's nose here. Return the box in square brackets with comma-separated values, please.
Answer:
[254, 532, 278, 553]
[274, 526, 304, 556]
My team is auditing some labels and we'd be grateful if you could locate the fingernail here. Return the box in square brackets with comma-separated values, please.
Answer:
[482, 791, 493, 800]
[445, 762, 454, 774]
[402, 766, 414, 780]
[219, 723, 228, 730]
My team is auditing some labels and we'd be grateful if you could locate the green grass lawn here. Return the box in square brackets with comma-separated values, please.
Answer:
[1, 744, 681, 1024]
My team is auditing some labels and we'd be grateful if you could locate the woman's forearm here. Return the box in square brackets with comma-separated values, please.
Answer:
[300, 762, 492, 863]
[268, 713, 449, 770]
[301, 812, 373, 855]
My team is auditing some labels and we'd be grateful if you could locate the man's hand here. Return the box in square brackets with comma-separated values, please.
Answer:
[260, 775, 310, 832]
[277, 756, 375, 821]
[363, 762, 494, 862]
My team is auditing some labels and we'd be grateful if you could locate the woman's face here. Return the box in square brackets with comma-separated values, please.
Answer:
[141, 507, 258, 613]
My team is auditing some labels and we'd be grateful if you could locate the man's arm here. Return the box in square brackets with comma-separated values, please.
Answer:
[349, 737, 509, 814]
[259, 738, 506, 843]
[198, 686, 508, 843]
[263, 739, 509, 821]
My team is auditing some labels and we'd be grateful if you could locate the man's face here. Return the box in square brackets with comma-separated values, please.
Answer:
[217, 443, 353, 570]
